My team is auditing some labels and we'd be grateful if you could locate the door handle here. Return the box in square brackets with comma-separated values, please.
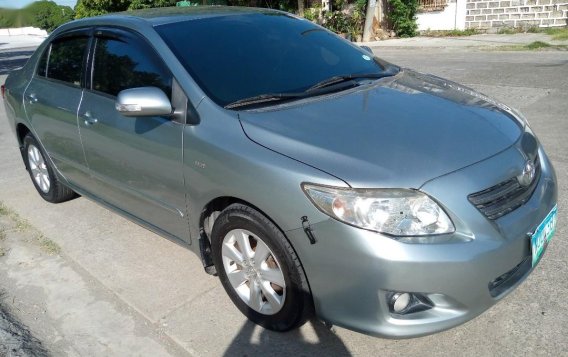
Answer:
[83, 111, 99, 126]
[26, 93, 38, 104]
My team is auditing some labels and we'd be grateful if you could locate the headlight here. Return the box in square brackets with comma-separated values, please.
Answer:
[302, 184, 454, 237]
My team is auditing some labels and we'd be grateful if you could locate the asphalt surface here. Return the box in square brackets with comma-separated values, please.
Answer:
[0, 46, 567, 356]
[0, 48, 35, 75]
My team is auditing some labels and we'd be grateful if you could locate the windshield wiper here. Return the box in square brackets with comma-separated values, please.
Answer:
[224, 93, 306, 109]
[306, 72, 396, 92]
[225, 67, 400, 109]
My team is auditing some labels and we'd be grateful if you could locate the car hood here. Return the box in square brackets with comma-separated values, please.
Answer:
[238, 70, 523, 188]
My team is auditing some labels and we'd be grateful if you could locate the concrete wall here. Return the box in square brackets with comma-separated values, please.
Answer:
[0, 27, 48, 37]
[465, 0, 568, 29]
[417, 0, 468, 30]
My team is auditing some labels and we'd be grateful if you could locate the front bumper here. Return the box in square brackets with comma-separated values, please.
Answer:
[287, 146, 557, 338]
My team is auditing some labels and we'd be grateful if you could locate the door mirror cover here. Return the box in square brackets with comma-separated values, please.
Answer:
[360, 45, 373, 54]
[116, 87, 172, 117]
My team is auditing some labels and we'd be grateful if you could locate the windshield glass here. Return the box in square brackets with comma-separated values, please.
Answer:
[155, 12, 387, 107]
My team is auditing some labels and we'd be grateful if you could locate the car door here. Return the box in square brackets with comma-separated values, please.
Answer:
[23, 29, 92, 187]
[78, 28, 190, 243]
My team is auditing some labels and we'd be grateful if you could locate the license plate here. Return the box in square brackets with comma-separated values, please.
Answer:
[531, 205, 557, 267]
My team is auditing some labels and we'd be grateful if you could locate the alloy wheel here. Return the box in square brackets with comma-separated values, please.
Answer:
[27, 144, 50, 193]
[221, 229, 286, 315]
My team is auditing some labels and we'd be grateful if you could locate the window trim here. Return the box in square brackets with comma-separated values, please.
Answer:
[86, 26, 174, 100]
[33, 28, 93, 89]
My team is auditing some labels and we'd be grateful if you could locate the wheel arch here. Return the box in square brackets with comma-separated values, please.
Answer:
[16, 123, 32, 167]
[198, 196, 273, 274]
[197, 195, 311, 300]
[16, 122, 31, 146]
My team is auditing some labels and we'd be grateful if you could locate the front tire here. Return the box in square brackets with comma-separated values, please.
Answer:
[211, 203, 313, 331]
[23, 133, 76, 203]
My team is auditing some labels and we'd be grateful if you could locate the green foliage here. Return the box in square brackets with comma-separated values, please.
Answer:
[303, 7, 320, 22]
[421, 28, 479, 37]
[310, 0, 366, 40]
[496, 26, 568, 40]
[323, 11, 350, 34]
[74, 0, 177, 19]
[544, 27, 568, 40]
[525, 41, 551, 49]
[388, 0, 418, 37]
[0, 1, 74, 32]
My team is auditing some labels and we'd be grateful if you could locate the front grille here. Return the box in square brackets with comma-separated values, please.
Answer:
[468, 156, 540, 220]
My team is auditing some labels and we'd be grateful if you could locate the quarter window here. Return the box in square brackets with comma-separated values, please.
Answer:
[46, 36, 88, 86]
[92, 37, 171, 97]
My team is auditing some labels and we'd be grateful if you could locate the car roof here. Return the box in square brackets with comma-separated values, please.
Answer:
[96, 6, 282, 27]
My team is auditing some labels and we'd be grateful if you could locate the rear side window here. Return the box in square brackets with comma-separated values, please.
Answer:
[46, 36, 88, 86]
[92, 36, 171, 97]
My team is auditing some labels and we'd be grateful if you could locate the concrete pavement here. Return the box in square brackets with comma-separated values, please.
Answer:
[361, 32, 568, 49]
[0, 46, 567, 356]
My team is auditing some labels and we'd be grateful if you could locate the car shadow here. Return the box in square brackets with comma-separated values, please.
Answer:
[223, 318, 351, 356]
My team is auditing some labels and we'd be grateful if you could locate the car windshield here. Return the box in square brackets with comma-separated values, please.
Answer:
[155, 12, 388, 107]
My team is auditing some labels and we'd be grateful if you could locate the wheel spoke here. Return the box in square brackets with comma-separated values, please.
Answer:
[41, 174, 50, 191]
[227, 269, 247, 288]
[222, 241, 244, 263]
[39, 175, 47, 191]
[236, 231, 254, 260]
[32, 147, 40, 162]
[260, 281, 282, 312]
[249, 280, 263, 311]
[260, 267, 285, 288]
[253, 240, 271, 267]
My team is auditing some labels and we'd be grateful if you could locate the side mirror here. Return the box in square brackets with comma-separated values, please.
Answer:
[360, 45, 373, 54]
[115, 87, 172, 117]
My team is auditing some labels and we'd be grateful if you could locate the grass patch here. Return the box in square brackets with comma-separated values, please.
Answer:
[497, 26, 542, 34]
[0, 203, 10, 216]
[0, 200, 60, 255]
[497, 27, 520, 34]
[525, 41, 552, 49]
[490, 41, 568, 51]
[421, 28, 480, 37]
[37, 234, 60, 255]
[545, 27, 568, 41]
[14, 217, 32, 232]
[497, 26, 568, 40]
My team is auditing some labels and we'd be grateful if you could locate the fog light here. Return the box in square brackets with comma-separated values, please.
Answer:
[392, 293, 411, 313]
[387, 291, 434, 315]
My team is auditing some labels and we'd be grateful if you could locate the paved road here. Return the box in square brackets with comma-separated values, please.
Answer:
[0, 48, 35, 75]
[0, 48, 567, 356]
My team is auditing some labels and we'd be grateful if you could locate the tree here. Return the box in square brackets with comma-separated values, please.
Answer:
[297, 0, 304, 16]
[388, 0, 418, 37]
[0, 1, 74, 32]
[74, 0, 177, 19]
[26, 1, 74, 32]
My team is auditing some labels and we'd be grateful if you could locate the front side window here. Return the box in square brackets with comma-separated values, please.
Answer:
[92, 36, 172, 97]
[46, 36, 88, 86]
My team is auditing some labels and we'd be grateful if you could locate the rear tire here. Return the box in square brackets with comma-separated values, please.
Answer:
[23, 133, 76, 203]
[211, 203, 313, 331]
